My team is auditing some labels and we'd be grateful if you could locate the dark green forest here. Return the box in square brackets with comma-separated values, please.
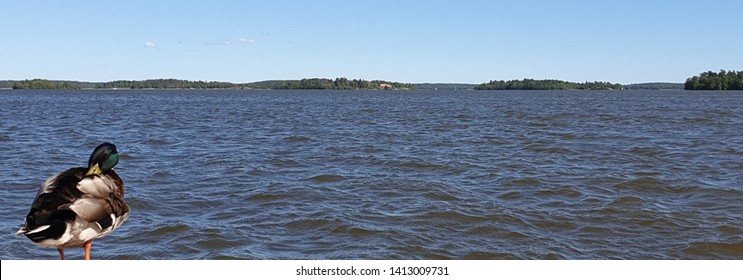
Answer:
[0, 80, 16, 88]
[5, 78, 415, 90]
[474, 79, 623, 90]
[12, 79, 82, 89]
[246, 78, 415, 90]
[98, 78, 414, 90]
[623, 83, 683, 90]
[684, 70, 743, 90]
[99, 79, 238, 89]
[6, 72, 742, 91]
[415, 83, 476, 90]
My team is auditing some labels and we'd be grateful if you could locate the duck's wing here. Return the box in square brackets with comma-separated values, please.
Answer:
[99, 170, 129, 232]
[76, 170, 124, 198]
[69, 170, 129, 232]
[94, 192, 131, 237]
[68, 197, 107, 223]
[67, 190, 129, 225]
[17, 168, 87, 240]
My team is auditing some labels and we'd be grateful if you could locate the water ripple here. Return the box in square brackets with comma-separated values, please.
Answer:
[2, 90, 743, 259]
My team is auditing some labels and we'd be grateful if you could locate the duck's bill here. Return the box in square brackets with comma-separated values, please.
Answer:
[86, 163, 102, 176]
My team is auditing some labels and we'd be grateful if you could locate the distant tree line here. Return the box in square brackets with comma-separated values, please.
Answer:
[12, 79, 81, 89]
[255, 78, 415, 90]
[684, 70, 743, 90]
[415, 83, 476, 90]
[0, 80, 16, 88]
[94, 78, 414, 90]
[474, 79, 623, 90]
[623, 83, 683, 90]
[98, 79, 238, 89]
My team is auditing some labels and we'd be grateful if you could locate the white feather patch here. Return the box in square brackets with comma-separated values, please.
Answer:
[77, 176, 116, 197]
[37, 224, 73, 247]
[25, 225, 51, 234]
[116, 212, 130, 228]
[69, 198, 105, 222]
[79, 228, 98, 241]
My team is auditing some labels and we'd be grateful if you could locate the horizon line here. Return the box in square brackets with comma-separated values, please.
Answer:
[0, 77, 686, 85]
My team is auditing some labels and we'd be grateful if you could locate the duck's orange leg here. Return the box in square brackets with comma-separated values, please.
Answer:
[84, 240, 93, 260]
[57, 247, 65, 260]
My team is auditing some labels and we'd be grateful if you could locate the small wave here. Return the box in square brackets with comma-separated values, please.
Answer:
[498, 190, 527, 200]
[146, 224, 191, 236]
[529, 217, 579, 232]
[607, 196, 646, 207]
[394, 160, 451, 171]
[143, 139, 170, 146]
[419, 210, 487, 223]
[723, 148, 743, 156]
[284, 136, 311, 142]
[542, 253, 564, 260]
[307, 174, 346, 183]
[361, 145, 387, 153]
[195, 238, 244, 250]
[505, 231, 529, 239]
[635, 217, 680, 228]
[270, 158, 304, 167]
[465, 225, 499, 235]
[506, 178, 544, 187]
[535, 186, 583, 198]
[247, 193, 289, 201]
[331, 225, 384, 236]
[286, 218, 336, 229]
[126, 197, 158, 210]
[613, 177, 673, 193]
[214, 255, 245, 260]
[577, 226, 613, 234]
[151, 170, 174, 178]
[682, 242, 743, 258]
[424, 190, 461, 202]
[716, 225, 742, 235]
[525, 144, 575, 154]
[682, 117, 714, 124]
[628, 146, 666, 157]
[461, 251, 519, 260]
[527, 121, 549, 128]
[557, 133, 578, 140]
[538, 201, 571, 208]
[119, 153, 136, 160]
[633, 171, 662, 177]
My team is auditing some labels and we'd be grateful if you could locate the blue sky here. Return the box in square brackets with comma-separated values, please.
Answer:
[2, 0, 742, 84]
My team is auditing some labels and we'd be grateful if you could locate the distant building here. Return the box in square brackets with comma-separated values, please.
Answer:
[379, 83, 393, 90]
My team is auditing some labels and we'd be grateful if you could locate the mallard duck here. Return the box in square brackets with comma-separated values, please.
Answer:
[16, 142, 130, 260]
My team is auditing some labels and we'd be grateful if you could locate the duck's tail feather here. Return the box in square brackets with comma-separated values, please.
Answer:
[20, 210, 76, 243]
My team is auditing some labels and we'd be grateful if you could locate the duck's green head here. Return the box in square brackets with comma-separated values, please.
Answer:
[86, 142, 119, 176]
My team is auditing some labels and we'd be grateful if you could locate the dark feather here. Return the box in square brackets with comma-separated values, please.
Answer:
[25, 210, 76, 242]
[24, 168, 86, 232]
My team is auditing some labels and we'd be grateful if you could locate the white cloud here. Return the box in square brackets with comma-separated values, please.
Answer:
[195, 38, 257, 46]
[144, 41, 156, 48]
[236, 38, 256, 44]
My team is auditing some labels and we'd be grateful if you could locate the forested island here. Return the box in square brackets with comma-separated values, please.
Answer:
[684, 70, 743, 90]
[623, 83, 683, 90]
[5, 71, 741, 91]
[236, 78, 415, 90]
[474, 79, 623, 90]
[10, 79, 84, 90]
[5, 78, 415, 90]
[415, 83, 477, 90]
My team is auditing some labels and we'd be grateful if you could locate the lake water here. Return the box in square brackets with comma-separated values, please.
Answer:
[1, 89, 742, 259]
